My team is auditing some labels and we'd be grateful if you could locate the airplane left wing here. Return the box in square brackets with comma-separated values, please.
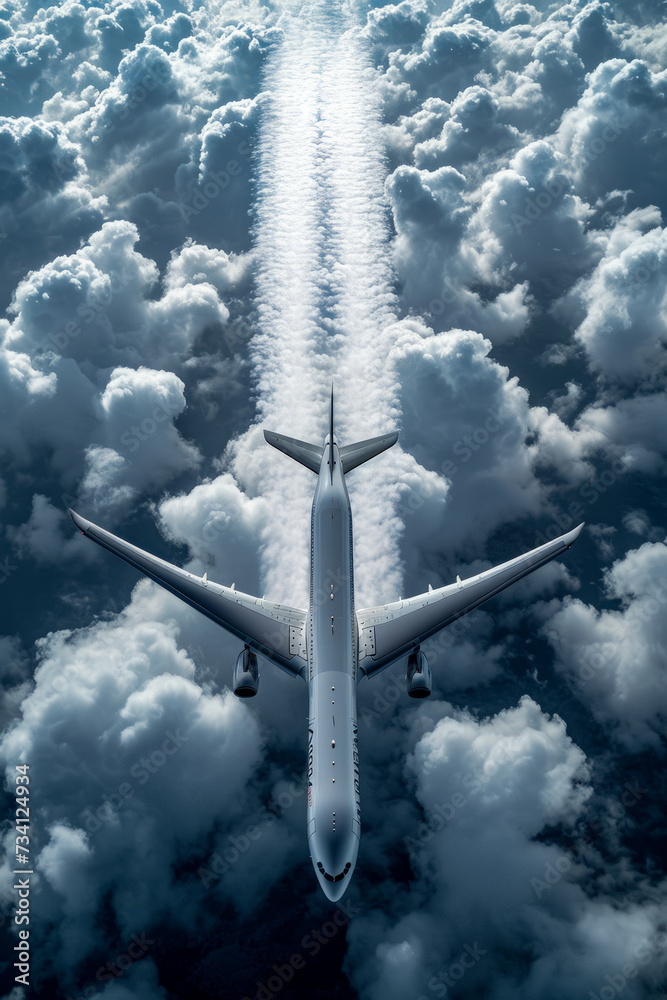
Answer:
[69, 509, 308, 680]
[356, 523, 584, 679]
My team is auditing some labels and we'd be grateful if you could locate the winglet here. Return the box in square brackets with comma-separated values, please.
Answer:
[563, 522, 585, 547]
[69, 508, 92, 534]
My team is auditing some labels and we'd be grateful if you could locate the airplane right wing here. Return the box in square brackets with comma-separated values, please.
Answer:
[356, 523, 584, 679]
[69, 509, 308, 680]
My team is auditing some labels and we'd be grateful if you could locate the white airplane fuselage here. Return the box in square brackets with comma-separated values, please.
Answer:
[307, 436, 360, 900]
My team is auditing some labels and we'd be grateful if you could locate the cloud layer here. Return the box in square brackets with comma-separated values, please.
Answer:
[1, 1, 666, 998]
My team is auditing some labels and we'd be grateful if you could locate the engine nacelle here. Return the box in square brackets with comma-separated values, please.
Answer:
[233, 645, 259, 697]
[406, 649, 431, 698]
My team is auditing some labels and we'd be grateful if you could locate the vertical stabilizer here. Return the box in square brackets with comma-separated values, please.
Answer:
[329, 386, 335, 478]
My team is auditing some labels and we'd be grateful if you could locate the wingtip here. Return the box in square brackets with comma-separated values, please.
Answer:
[564, 521, 585, 546]
[69, 508, 92, 533]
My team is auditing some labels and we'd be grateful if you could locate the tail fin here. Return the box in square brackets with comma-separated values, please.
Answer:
[339, 432, 398, 473]
[263, 430, 322, 473]
[264, 386, 399, 475]
[329, 386, 334, 475]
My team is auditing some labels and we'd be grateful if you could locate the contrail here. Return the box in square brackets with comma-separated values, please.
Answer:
[237, 0, 405, 607]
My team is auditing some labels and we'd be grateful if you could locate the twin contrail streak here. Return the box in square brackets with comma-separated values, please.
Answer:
[247, 0, 404, 607]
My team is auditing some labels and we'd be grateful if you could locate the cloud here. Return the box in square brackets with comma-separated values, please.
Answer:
[0, 601, 266, 987]
[622, 508, 663, 540]
[6, 493, 85, 563]
[556, 57, 667, 215]
[156, 471, 267, 591]
[413, 84, 520, 169]
[348, 691, 667, 1000]
[172, 94, 260, 252]
[467, 139, 598, 294]
[2, 0, 667, 996]
[577, 394, 667, 473]
[0, 115, 105, 307]
[545, 540, 667, 750]
[79, 366, 201, 511]
[387, 321, 599, 556]
[387, 15, 497, 102]
[345, 695, 641, 1000]
[5, 220, 229, 368]
[569, 217, 667, 384]
[361, 0, 430, 66]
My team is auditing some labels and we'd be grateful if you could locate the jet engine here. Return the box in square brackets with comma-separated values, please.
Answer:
[233, 645, 259, 697]
[406, 648, 431, 698]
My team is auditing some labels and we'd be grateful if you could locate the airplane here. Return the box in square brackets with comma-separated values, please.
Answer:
[69, 391, 583, 901]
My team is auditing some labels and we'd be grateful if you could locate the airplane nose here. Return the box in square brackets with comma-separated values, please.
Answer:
[311, 830, 358, 901]
[317, 865, 353, 902]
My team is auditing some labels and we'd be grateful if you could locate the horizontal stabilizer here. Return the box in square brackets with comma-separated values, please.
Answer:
[263, 430, 323, 473]
[340, 432, 399, 474]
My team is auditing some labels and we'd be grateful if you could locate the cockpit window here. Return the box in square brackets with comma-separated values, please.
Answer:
[317, 860, 352, 882]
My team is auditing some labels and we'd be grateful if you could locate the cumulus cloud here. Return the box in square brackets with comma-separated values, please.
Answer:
[577, 394, 667, 473]
[0, 115, 105, 307]
[0, 601, 269, 987]
[2, 0, 667, 997]
[6, 493, 85, 563]
[172, 94, 260, 252]
[79, 366, 201, 512]
[467, 138, 598, 294]
[556, 57, 667, 216]
[546, 540, 667, 750]
[569, 217, 667, 384]
[387, 321, 599, 557]
[156, 471, 266, 590]
[413, 85, 520, 170]
[347, 692, 667, 1000]
[386, 15, 497, 103]
[5, 221, 229, 368]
